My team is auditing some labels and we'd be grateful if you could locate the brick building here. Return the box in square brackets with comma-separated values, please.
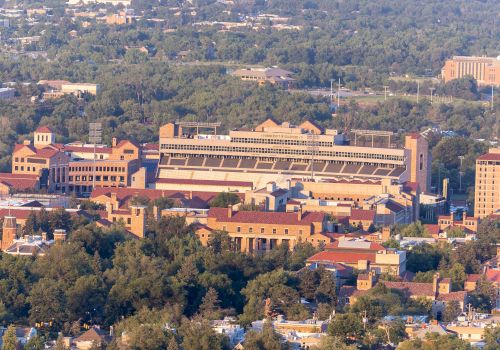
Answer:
[306, 240, 406, 276]
[196, 207, 330, 252]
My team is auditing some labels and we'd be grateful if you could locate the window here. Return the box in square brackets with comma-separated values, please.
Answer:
[222, 226, 227, 231]
[127, 218, 131, 225]
[237, 226, 241, 233]
[249, 227, 253, 233]
[260, 228, 265, 234]
[284, 228, 289, 235]
[272, 228, 277, 234]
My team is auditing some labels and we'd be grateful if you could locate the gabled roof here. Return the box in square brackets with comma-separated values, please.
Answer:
[35, 126, 53, 133]
[307, 250, 377, 265]
[485, 269, 500, 283]
[0, 173, 38, 191]
[350, 209, 376, 222]
[477, 153, 500, 161]
[208, 207, 325, 225]
[382, 281, 435, 297]
[74, 327, 109, 343]
[466, 274, 481, 282]
[436, 291, 467, 301]
[325, 240, 385, 251]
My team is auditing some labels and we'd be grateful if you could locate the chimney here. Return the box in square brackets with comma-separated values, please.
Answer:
[41, 232, 47, 241]
[227, 205, 232, 218]
[106, 201, 113, 213]
[297, 205, 303, 221]
[110, 192, 118, 205]
[450, 213, 454, 225]
[432, 272, 440, 295]
[23, 140, 31, 145]
[189, 191, 193, 200]
[462, 211, 467, 225]
[152, 205, 160, 221]
[266, 182, 276, 193]
[54, 229, 67, 242]
[112, 137, 117, 147]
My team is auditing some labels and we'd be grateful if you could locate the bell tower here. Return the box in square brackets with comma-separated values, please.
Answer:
[1, 216, 17, 251]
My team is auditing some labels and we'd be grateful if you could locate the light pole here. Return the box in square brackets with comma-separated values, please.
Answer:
[429, 87, 435, 104]
[384, 86, 389, 101]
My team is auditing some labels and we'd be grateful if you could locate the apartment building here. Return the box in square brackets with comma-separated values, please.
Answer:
[441, 56, 500, 86]
[196, 207, 330, 252]
[158, 119, 430, 194]
[474, 148, 500, 218]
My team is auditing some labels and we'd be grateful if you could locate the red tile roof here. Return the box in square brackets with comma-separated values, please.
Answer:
[325, 240, 385, 251]
[62, 145, 112, 154]
[143, 143, 159, 151]
[307, 250, 377, 265]
[0, 174, 38, 191]
[485, 269, 500, 283]
[90, 187, 243, 209]
[208, 207, 325, 225]
[350, 209, 375, 221]
[477, 153, 500, 161]
[35, 126, 53, 133]
[436, 291, 467, 301]
[383, 281, 435, 297]
[155, 178, 253, 187]
[466, 274, 482, 282]
[424, 224, 441, 236]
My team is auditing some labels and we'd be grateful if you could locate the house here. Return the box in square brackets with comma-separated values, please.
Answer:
[306, 240, 406, 276]
[231, 67, 295, 89]
[73, 327, 111, 350]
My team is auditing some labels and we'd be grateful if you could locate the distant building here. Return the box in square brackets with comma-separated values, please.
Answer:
[73, 327, 111, 350]
[231, 67, 295, 89]
[339, 273, 467, 319]
[474, 148, 500, 218]
[307, 240, 406, 276]
[158, 119, 431, 195]
[195, 207, 331, 252]
[0, 87, 15, 99]
[442, 56, 500, 86]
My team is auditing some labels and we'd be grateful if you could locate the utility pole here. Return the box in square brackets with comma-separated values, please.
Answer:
[384, 86, 389, 101]
[330, 79, 334, 109]
[458, 155, 465, 193]
[429, 87, 435, 104]
[417, 81, 420, 103]
[492, 86, 494, 110]
[337, 77, 341, 108]
[362, 310, 368, 330]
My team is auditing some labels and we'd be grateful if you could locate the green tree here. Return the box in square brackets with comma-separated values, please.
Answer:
[328, 313, 365, 344]
[198, 287, 222, 320]
[443, 300, 461, 322]
[209, 192, 241, 208]
[2, 325, 18, 350]
[179, 317, 230, 350]
[25, 335, 45, 350]
[243, 320, 289, 350]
